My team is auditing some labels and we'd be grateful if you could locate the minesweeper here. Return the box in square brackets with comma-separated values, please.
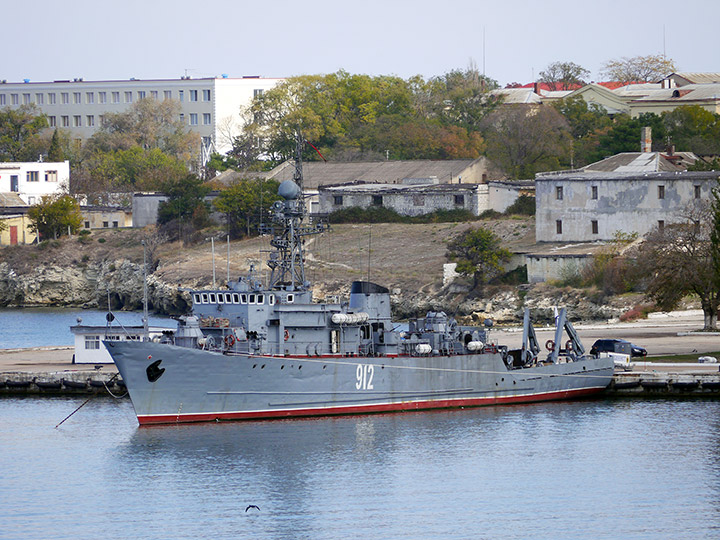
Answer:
[105, 138, 615, 425]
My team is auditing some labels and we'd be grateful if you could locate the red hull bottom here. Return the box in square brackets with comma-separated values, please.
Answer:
[137, 386, 606, 426]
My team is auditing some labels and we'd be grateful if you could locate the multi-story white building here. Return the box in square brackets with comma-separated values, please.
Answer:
[0, 76, 282, 158]
[0, 160, 69, 204]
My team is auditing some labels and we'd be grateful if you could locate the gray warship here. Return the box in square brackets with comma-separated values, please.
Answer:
[105, 139, 615, 425]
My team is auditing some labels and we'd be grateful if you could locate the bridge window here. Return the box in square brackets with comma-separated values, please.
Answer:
[209, 293, 217, 303]
[249, 294, 256, 304]
[241, 294, 247, 304]
[225, 293, 232, 303]
[201, 293, 208, 303]
[194, 293, 202, 304]
[287, 294, 294, 303]
[257, 294, 265, 305]
[269, 295, 276, 305]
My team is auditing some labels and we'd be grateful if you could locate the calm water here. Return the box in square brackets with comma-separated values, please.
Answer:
[2, 397, 720, 540]
[0, 308, 172, 349]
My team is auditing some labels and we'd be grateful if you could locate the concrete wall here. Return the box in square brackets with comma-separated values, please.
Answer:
[0, 214, 37, 245]
[535, 173, 718, 242]
[318, 186, 482, 216]
[0, 161, 69, 204]
[526, 254, 592, 283]
[132, 194, 167, 228]
[81, 208, 133, 229]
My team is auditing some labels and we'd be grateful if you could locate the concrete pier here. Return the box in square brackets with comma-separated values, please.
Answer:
[608, 362, 720, 396]
[0, 347, 122, 395]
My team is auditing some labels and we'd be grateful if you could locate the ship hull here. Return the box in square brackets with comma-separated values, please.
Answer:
[106, 341, 615, 425]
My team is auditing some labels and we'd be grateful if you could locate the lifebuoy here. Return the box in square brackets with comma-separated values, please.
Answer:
[545, 339, 555, 352]
[224, 334, 236, 347]
[284, 329, 289, 341]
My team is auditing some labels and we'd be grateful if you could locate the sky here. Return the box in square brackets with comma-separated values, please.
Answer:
[4, 0, 719, 86]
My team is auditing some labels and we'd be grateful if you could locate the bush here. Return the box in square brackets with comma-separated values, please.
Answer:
[504, 195, 535, 216]
[619, 303, 654, 322]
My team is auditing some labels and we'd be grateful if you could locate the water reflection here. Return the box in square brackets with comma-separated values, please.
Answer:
[3, 397, 720, 539]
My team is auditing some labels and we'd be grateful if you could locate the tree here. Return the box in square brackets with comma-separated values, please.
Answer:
[87, 97, 198, 162]
[213, 179, 281, 238]
[27, 195, 83, 240]
[637, 202, 720, 330]
[47, 129, 64, 162]
[539, 61, 590, 91]
[446, 227, 512, 289]
[591, 113, 666, 161]
[553, 96, 612, 167]
[0, 105, 48, 161]
[600, 54, 678, 83]
[662, 105, 720, 155]
[481, 105, 572, 178]
[157, 174, 211, 226]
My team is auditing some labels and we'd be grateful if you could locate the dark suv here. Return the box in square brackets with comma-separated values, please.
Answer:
[590, 339, 647, 357]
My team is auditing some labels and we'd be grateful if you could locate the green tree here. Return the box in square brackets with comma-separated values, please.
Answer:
[446, 227, 512, 289]
[539, 61, 590, 91]
[482, 105, 572, 178]
[662, 105, 720, 155]
[591, 113, 666, 161]
[27, 195, 83, 240]
[214, 179, 282, 238]
[47, 129, 64, 162]
[553, 96, 612, 167]
[600, 54, 678, 83]
[0, 105, 49, 161]
[157, 174, 211, 226]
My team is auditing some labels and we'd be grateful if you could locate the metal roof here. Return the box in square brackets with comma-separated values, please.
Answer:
[581, 152, 697, 173]
[0, 193, 27, 206]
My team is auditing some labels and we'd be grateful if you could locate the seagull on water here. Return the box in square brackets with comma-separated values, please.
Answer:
[245, 505, 260, 512]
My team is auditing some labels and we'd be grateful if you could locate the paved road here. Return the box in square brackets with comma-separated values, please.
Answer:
[494, 310, 719, 359]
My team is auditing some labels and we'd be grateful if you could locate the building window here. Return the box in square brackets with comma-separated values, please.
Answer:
[35, 93, 44, 105]
[179, 113, 185, 123]
[11, 94, 19, 105]
[73, 92, 81, 104]
[73, 115, 82, 127]
[112, 91, 120, 103]
[203, 113, 211, 125]
[591, 220, 598, 235]
[658, 220, 665, 231]
[556, 220, 562, 234]
[113, 221, 119, 228]
[87, 115, 95, 127]
[86, 92, 94, 104]
[61, 92, 69, 104]
[164, 90, 172, 100]
[179, 90, 184, 102]
[61, 116, 69, 127]
[103, 221, 109, 228]
[556, 186, 563, 200]
[28, 196, 36, 204]
[189, 113, 198, 125]
[189, 90, 198, 101]
[203, 89, 211, 101]
[48, 93, 56, 104]
[454, 194, 464, 205]
[658, 185, 665, 199]
[372, 195, 383, 206]
[591, 185, 598, 200]
[0, 95, 6, 106]
[254, 89, 264, 98]
[124, 91, 133, 103]
[695, 185, 701, 199]
[333, 195, 343, 205]
[27, 171, 39, 182]
[23, 93, 31, 104]
[84, 221, 90, 229]
[45, 170, 58, 182]
[48, 116, 56, 127]
[150, 90, 158, 99]
[84, 335, 100, 350]
[138, 91, 146, 99]
[99, 92, 107, 104]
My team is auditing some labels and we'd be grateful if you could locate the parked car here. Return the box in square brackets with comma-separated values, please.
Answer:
[590, 339, 647, 358]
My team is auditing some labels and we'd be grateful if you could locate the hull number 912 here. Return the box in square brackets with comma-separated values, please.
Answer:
[355, 364, 374, 390]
